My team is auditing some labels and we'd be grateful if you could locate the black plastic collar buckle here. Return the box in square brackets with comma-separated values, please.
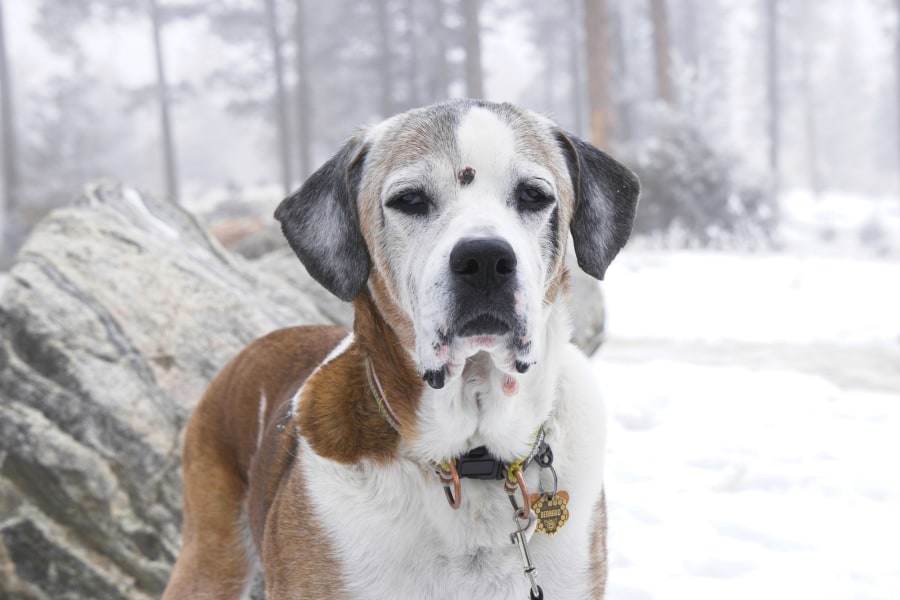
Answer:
[455, 446, 506, 480]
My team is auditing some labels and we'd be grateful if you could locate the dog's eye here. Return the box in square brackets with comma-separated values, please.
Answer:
[386, 190, 430, 216]
[517, 184, 554, 212]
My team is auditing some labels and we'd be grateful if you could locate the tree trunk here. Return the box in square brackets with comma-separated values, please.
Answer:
[1, 0, 20, 256]
[148, 0, 180, 203]
[895, 0, 900, 198]
[263, 0, 293, 195]
[376, 0, 394, 116]
[463, 0, 484, 99]
[582, 0, 614, 148]
[610, 0, 632, 146]
[568, 0, 584, 137]
[542, 33, 555, 115]
[766, 0, 780, 188]
[429, 0, 450, 102]
[405, 0, 421, 109]
[650, 0, 675, 106]
[682, 0, 699, 69]
[800, 14, 821, 196]
[294, 0, 312, 181]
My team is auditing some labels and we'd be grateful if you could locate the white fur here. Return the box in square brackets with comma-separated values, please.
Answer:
[256, 391, 268, 450]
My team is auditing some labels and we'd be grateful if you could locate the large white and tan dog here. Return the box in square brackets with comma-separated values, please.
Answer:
[163, 99, 639, 600]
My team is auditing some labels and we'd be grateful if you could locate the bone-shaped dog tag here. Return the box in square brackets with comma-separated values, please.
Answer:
[529, 491, 570, 536]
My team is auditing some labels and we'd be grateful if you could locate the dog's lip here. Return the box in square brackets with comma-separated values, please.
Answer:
[455, 313, 513, 337]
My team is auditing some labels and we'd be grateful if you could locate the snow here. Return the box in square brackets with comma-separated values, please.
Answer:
[778, 189, 900, 260]
[602, 251, 900, 346]
[598, 361, 900, 600]
[594, 202, 900, 600]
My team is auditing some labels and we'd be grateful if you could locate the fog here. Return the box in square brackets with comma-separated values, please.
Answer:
[2, 2, 900, 598]
[1, 1, 898, 264]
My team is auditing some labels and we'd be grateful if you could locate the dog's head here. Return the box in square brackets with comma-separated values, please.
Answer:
[276, 100, 639, 387]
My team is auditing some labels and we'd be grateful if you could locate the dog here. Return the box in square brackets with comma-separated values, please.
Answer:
[163, 99, 639, 600]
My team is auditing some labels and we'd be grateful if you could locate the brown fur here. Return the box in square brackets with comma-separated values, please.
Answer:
[589, 489, 609, 598]
[164, 325, 348, 599]
[297, 292, 423, 463]
[164, 297, 425, 599]
[256, 429, 349, 599]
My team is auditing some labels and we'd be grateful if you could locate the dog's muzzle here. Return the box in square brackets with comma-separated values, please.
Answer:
[449, 237, 518, 337]
[423, 236, 529, 390]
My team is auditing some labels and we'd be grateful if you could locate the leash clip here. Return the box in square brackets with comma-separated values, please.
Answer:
[510, 508, 543, 600]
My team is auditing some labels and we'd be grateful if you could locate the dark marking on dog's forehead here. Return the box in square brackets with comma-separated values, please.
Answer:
[458, 167, 476, 185]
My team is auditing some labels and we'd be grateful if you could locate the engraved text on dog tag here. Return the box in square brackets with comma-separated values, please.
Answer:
[529, 491, 570, 536]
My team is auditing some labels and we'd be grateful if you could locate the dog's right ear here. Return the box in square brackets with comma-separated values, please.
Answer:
[275, 135, 371, 302]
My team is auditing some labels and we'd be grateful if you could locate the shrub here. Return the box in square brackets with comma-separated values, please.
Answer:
[624, 108, 777, 249]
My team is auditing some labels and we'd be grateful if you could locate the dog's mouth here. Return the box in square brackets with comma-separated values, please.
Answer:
[422, 311, 533, 389]
[455, 313, 513, 337]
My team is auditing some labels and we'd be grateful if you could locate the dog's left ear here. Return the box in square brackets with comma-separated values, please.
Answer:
[555, 130, 640, 280]
[275, 135, 371, 302]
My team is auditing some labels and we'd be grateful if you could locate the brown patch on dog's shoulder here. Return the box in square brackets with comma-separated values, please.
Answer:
[261, 433, 349, 599]
[298, 291, 423, 463]
[249, 294, 422, 594]
[588, 489, 608, 598]
[352, 291, 424, 433]
[242, 326, 350, 541]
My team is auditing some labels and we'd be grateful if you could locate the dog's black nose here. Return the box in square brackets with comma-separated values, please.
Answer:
[449, 238, 517, 292]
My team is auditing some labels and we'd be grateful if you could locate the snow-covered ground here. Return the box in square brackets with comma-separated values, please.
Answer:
[595, 208, 900, 599]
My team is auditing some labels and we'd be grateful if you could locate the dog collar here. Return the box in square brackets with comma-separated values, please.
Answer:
[432, 426, 550, 512]
[365, 355, 554, 516]
[364, 356, 402, 433]
[450, 427, 549, 481]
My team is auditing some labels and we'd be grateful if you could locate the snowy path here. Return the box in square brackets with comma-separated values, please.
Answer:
[593, 251, 900, 600]
[602, 338, 900, 394]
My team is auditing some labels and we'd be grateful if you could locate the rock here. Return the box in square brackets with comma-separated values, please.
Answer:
[0, 181, 325, 600]
[257, 248, 354, 328]
[567, 254, 607, 355]
[231, 222, 289, 260]
[207, 216, 268, 250]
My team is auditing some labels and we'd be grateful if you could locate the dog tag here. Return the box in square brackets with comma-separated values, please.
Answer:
[529, 491, 570, 536]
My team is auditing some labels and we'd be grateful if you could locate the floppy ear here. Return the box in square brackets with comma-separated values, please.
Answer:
[556, 131, 640, 280]
[275, 135, 370, 302]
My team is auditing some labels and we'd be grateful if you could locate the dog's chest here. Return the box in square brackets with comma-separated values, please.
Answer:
[299, 440, 594, 600]
[287, 344, 606, 599]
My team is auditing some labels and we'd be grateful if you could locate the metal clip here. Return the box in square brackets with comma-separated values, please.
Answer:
[505, 468, 532, 519]
[538, 462, 559, 497]
[510, 509, 543, 600]
[437, 460, 461, 509]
